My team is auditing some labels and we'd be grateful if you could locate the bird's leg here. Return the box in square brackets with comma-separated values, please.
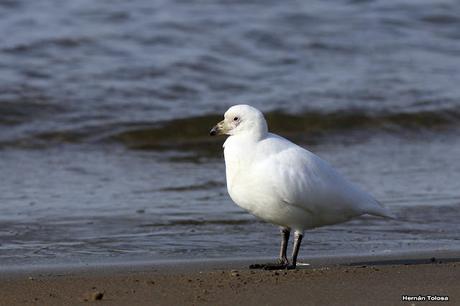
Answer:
[287, 231, 303, 270]
[278, 227, 290, 265]
[249, 227, 290, 270]
[262, 230, 303, 270]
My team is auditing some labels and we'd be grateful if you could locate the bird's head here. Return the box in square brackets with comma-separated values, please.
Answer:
[209, 104, 268, 139]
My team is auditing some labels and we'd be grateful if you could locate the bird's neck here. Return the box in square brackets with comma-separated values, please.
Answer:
[252, 119, 268, 141]
[223, 131, 266, 149]
[236, 125, 268, 142]
[223, 132, 265, 191]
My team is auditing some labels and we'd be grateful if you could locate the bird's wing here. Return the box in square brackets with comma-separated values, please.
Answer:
[252, 136, 372, 218]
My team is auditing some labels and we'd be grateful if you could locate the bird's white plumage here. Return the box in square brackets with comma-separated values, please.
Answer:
[221, 105, 392, 233]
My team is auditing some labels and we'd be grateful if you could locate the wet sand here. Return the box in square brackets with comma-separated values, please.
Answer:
[1, 252, 459, 306]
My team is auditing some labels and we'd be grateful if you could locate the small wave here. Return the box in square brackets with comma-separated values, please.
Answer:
[108, 114, 218, 150]
[421, 14, 460, 25]
[108, 108, 460, 150]
[139, 219, 255, 227]
[1, 108, 458, 150]
[2, 36, 95, 54]
[0, 97, 64, 126]
[159, 181, 225, 192]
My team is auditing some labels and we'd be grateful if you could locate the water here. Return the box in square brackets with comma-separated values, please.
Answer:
[1, 0, 460, 267]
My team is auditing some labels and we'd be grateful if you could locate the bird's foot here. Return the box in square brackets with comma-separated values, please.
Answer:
[249, 258, 294, 270]
[263, 263, 295, 270]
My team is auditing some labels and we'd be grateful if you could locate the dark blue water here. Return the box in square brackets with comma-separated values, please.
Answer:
[1, 0, 460, 267]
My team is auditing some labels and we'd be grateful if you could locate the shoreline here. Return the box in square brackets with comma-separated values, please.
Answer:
[2, 248, 460, 277]
[1, 250, 459, 305]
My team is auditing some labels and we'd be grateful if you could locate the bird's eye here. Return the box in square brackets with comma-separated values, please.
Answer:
[233, 117, 239, 121]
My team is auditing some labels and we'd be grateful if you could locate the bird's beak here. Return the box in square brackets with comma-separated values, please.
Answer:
[209, 120, 226, 136]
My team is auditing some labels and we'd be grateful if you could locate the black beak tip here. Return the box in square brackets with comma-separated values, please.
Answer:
[209, 129, 217, 136]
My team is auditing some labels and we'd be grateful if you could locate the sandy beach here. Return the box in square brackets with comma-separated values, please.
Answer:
[1, 252, 459, 306]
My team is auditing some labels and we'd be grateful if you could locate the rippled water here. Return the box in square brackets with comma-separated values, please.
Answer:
[1, 0, 460, 266]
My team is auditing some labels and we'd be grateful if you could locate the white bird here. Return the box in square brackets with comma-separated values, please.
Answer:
[210, 104, 393, 270]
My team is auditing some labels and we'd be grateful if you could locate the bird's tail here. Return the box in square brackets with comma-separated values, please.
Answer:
[365, 200, 397, 219]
